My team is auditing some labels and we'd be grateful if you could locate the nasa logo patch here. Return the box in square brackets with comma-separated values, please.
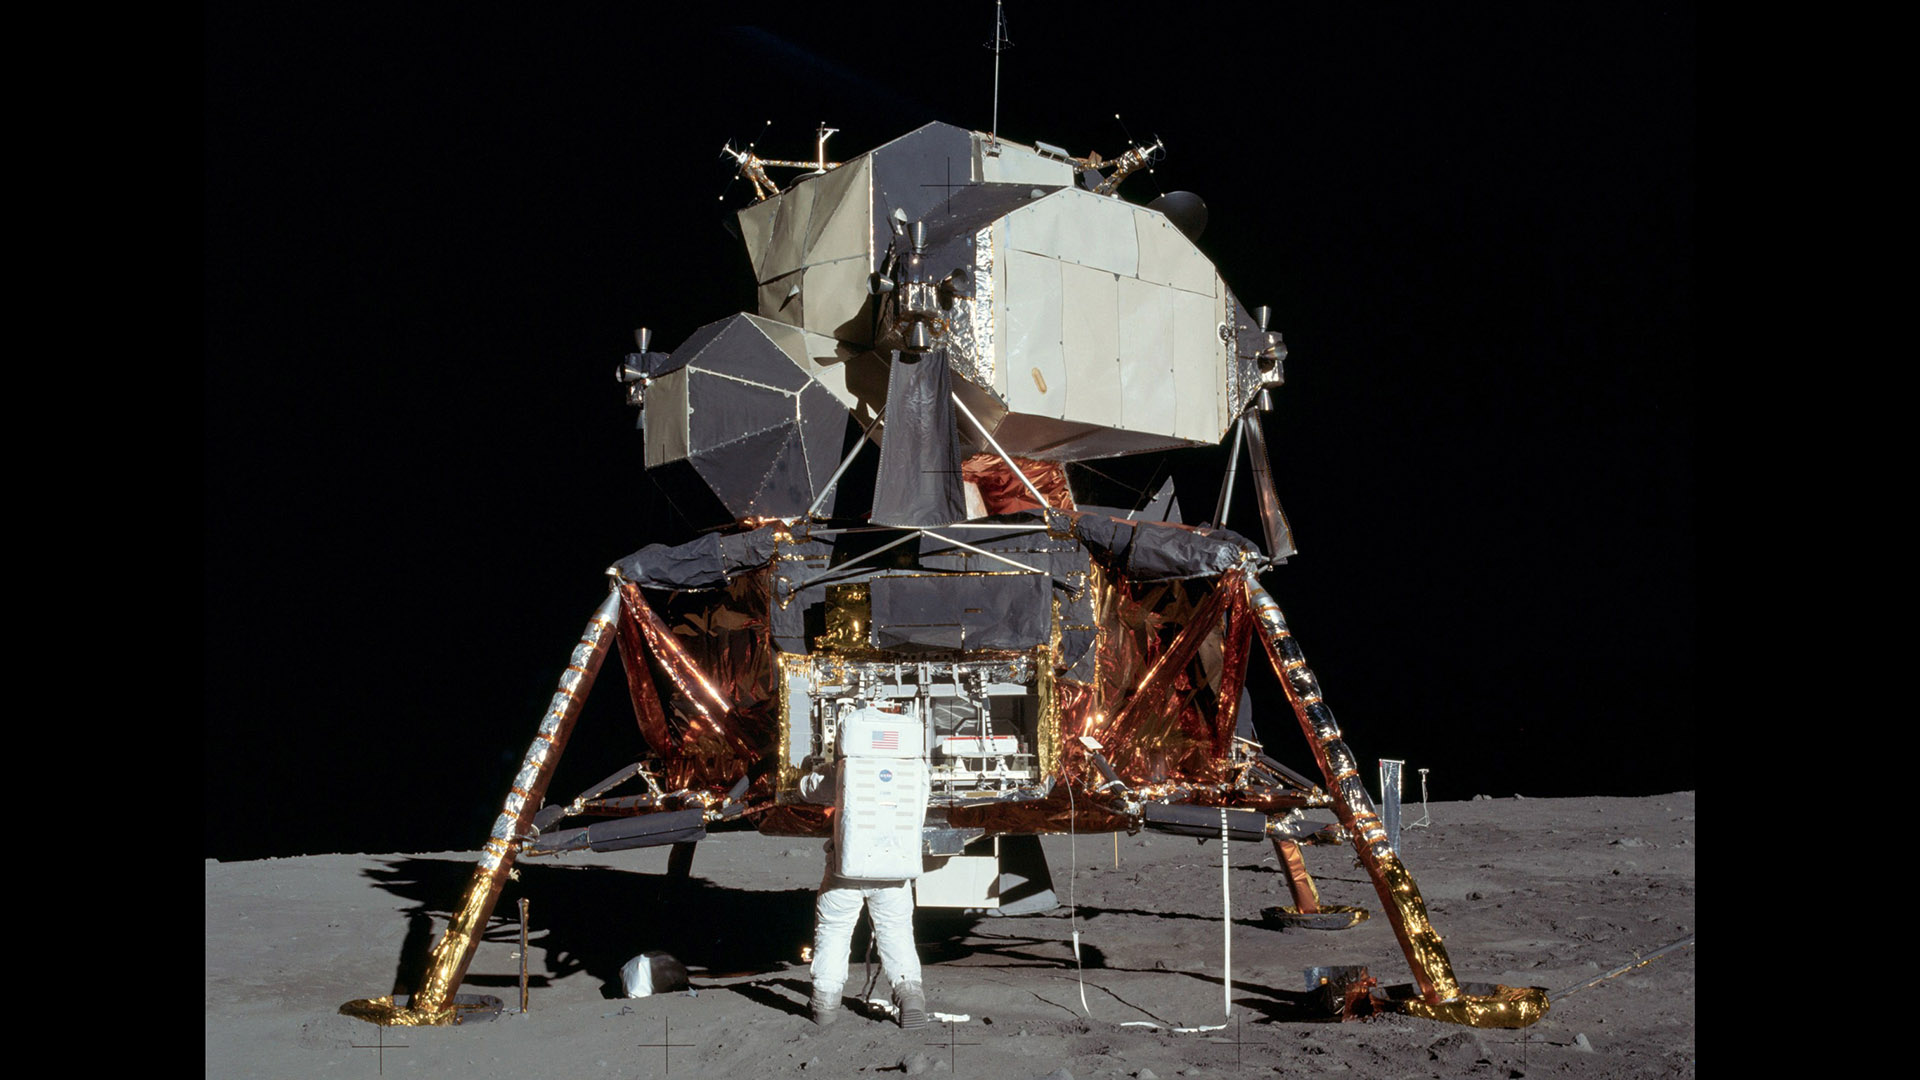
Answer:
[878, 769, 894, 782]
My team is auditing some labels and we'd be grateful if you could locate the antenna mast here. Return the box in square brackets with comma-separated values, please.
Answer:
[990, 0, 1007, 138]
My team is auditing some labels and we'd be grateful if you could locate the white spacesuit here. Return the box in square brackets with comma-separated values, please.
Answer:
[798, 747, 932, 1029]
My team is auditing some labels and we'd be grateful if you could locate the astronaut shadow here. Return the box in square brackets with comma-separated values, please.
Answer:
[363, 856, 817, 1000]
[718, 975, 813, 1020]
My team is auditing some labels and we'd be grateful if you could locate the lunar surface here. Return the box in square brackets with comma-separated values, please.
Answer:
[205, 794, 1694, 1078]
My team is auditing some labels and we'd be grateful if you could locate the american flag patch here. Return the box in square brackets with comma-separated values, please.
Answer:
[871, 729, 899, 751]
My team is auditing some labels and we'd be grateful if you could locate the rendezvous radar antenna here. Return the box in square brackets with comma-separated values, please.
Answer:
[721, 122, 842, 202]
[1071, 115, 1165, 198]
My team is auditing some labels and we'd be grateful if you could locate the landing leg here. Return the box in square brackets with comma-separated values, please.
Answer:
[1243, 572, 1546, 1028]
[1275, 837, 1320, 912]
[1261, 836, 1369, 930]
[341, 590, 624, 1026]
[666, 841, 697, 880]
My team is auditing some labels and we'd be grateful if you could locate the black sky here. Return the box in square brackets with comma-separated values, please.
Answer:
[205, 4, 1693, 861]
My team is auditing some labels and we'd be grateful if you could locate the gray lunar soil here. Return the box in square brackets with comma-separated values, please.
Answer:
[205, 793, 1694, 1078]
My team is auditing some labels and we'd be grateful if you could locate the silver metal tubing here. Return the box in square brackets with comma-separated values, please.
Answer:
[919, 529, 1047, 576]
[1214, 414, 1246, 527]
[807, 406, 886, 519]
[950, 392, 1052, 511]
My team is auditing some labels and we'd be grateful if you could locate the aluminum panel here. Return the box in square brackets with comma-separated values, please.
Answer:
[870, 122, 978, 267]
[785, 670, 812, 771]
[799, 255, 873, 342]
[737, 197, 778, 282]
[977, 136, 1075, 187]
[1059, 259, 1122, 429]
[1007, 189, 1137, 277]
[749, 315, 861, 409]
[800, 155, 872, 269]
[1134, 206, 1219, 296]
[1171, 287, 1227, 441]
[756, 269, 804, 332]
[1117, 275, 1175, 434]
[642, 366, 689, 465]
[758, 177, 818, 284]
[1003, 249, 1065, 419]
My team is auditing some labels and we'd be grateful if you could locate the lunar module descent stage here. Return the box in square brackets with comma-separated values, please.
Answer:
[342, 122, 1548, 1029]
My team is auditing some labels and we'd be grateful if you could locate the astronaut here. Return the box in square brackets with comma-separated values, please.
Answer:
[797, 718, 932, 1030]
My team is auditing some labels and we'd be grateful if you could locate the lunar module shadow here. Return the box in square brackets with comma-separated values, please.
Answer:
[366, 856, 824, 1000]
[365, 848, 1115, 1006]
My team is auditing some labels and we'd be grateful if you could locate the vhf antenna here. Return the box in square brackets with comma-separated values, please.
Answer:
[988, 0, 1010, 139]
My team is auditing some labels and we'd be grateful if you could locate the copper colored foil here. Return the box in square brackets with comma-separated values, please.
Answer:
[622, 582, 734, 718]
[341, 590, 622, 1026]
[1052, 676, 1097, 784]
[617, 579, 770, 793]
[1274, 837, 1322, 913]
[615, 590, 676, 758]
[961, 453, 1075, 516]
[1093, 577, 1252, 786]
[753, 800, 833, 838]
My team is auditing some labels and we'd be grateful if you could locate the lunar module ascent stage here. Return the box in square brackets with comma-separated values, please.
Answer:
[342, 122, 1548, 1029]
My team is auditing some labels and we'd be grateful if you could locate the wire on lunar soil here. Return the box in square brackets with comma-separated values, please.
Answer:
[1082, 981, 1172, 1028]
[1549, 934, 1695, 1001]
[1065, 777, 1092, 1016]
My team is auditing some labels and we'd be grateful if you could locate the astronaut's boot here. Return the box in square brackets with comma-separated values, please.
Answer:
[810, 988, 841, 1026]
[892, 979, 927, 1030]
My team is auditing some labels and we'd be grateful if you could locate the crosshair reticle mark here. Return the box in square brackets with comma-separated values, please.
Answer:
[920, 156, 977, 217]
[636, 1016, 697, 1074]
[927, 1019, 981, 1073]
[349, 1021, 410, 1076]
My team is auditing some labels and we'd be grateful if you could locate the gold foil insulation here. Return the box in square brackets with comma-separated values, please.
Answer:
[816, 583, 871, 653]
[338, 993, 500, 1028]
[1075, 574, 1252, 788]
[342, 590, 623, 1026]
[1381, 984, 1551, 1029]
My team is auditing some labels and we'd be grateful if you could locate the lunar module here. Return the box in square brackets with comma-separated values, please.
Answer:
[342, 122, 1547, 1029]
